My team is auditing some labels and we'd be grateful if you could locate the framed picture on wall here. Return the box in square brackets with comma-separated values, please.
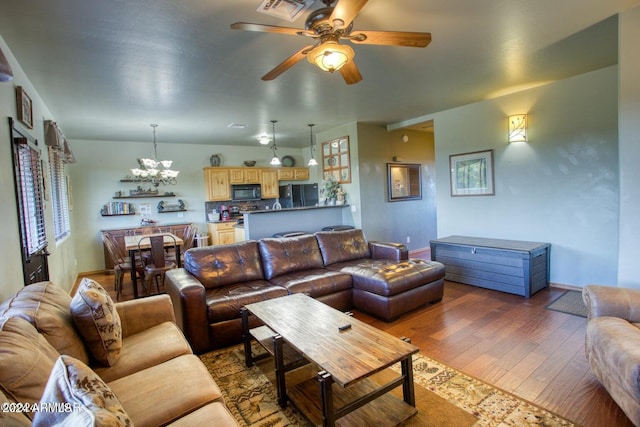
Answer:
[16, 86, 33, 129]
[449, 149, 494, 196]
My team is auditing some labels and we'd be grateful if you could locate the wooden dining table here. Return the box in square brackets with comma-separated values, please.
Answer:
[124, 232, 183, 298]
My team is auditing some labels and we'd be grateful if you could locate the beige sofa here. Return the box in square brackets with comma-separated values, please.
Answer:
[0, 280, 238, 426]
[582, 284, 640, 426]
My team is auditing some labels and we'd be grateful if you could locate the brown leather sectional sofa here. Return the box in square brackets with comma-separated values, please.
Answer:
[165, 229, 445, 353]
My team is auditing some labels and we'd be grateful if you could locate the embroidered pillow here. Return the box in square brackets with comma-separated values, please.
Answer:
[70, 278, 122, 366]
[33, 355, 133, 427]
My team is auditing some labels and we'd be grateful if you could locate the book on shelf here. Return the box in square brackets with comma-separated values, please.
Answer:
[102, 201, 135, 215]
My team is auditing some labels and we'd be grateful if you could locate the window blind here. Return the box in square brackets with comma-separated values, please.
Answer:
[48, 147, 71, 240]
[16, 141, 46, 255]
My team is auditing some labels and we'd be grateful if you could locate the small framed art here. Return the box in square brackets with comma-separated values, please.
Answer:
[449, 149, 494, 196]
[16, 86, 33, 128]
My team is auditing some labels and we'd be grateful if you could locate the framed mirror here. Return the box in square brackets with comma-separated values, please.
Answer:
[387, 163, 422, 202]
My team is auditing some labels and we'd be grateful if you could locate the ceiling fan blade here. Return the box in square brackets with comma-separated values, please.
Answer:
[261, 46, 312, 81]
[330, 0, 368, 29]
[340, 60, 362, 85]
[230, 22, 312, 37]
[350, 30, 432, 47]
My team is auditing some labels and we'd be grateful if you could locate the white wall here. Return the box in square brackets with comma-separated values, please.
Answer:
[0, 36, 77, 298]
[434, 66, 619, 288]
[617, 6, 640, 288]
[68, 139, 304, 272]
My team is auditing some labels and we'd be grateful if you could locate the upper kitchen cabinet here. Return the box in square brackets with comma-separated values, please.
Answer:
[277, 167, 309, 181]
[229, 168, 261, 184]
[204, 168, 231, 201]
[261, 169, 279, 199]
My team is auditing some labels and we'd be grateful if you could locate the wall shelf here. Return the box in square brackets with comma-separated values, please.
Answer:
[101, 213, 135, 217]
[158, 209, 187, 214]
[113, 194, 175, 199]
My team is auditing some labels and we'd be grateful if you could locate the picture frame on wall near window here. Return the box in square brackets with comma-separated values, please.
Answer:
[449, 149, 495, 196]
[321, 136, 351, 184]
[16, 86, 33, 129]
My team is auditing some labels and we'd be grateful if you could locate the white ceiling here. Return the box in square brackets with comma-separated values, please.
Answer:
[0, 0, 637, 148]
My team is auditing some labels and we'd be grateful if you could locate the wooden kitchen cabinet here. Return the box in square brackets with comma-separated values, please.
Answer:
[277, 167, 309, 181]
[293, 167, 309, 180]
[260, 169, 279, 198]
[229, 168, 261, 184]
[208, 221, 236, 245]
[204, 168, 231, 201]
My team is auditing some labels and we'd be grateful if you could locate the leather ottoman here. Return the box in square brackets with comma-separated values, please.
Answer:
[337, 259, 445, 321]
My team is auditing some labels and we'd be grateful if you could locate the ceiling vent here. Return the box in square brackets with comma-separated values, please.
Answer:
[227, 123, 248, 129]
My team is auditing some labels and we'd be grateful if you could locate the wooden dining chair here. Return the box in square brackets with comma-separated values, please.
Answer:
[101, 232, 144, 300]
[138, 234, 177, 295]
[166, 225, 197, 264]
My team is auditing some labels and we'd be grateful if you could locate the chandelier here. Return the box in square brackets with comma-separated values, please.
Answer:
[130, 124, 179, 186]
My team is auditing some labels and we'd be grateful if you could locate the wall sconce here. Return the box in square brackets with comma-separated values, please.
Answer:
[508, 114, 528, 143]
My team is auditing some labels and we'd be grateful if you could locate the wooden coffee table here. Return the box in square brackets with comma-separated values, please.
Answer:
[241, 293, 419, 427]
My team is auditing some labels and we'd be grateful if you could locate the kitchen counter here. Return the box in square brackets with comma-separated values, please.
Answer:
[241, 204, 348, 215]
[241, 204, 352, 240]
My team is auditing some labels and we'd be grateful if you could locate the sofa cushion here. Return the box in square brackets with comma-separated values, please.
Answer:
[0, 317, 60, 418]
[33, 355, 132, 427]
[108, 354, 223, 427]
[184, 241, 265, 289]
[70, 278, 122, 366]
[93, 321, 192, 383]
[258, 235, 325, 280]
[268, 268, 352, 298]
[315, 229, 371, 266]
[205, 281, 288, 323]
[0, 281, 89, 363]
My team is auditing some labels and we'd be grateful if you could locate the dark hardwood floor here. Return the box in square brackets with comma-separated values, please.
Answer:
[79, 268, 633, 427]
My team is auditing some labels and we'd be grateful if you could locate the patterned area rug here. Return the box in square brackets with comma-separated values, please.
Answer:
[200, 343, 576, 426]
[546, 290, 587, 318]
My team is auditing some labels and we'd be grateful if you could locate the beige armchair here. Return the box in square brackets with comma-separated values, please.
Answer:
[582, 284, 640, 426]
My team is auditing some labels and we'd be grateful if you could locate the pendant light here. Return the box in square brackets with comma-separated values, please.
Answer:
[270, 120, 281, 165]
[307, 124, 318, 166]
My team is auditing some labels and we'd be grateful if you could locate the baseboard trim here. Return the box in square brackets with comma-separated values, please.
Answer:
[549, 282, 582, 292]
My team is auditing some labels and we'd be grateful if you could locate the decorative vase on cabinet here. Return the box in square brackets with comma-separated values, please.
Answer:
[210, 154, 222, 167]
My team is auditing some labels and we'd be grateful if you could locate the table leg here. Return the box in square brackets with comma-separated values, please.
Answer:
[241, 308, 253, 367]
[401, 355, 416, 407]
[318, 370, 335, 427]
[129, 249, 138, 299]
[273, 334, 288, 408]
[176, 245, 181, 268]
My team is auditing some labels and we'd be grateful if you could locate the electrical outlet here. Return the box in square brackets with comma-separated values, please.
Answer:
[406, 236, 411, 243]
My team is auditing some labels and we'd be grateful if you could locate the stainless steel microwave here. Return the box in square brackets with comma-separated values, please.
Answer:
[231, 184, 261, 201]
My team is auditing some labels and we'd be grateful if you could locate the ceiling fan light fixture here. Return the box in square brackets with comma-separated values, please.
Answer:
[307, 41, 354, 73]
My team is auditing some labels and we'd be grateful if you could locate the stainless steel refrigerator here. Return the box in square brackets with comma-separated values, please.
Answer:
[278, 184, 319, 208]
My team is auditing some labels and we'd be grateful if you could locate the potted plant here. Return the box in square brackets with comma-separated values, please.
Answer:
[323, 175, 341, 205]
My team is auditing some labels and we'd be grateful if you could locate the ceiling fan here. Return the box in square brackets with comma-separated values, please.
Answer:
[231, 0, 431, 85]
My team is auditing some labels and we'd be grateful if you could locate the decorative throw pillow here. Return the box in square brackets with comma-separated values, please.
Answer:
[33, 355, 133, 427]
[70, 278, 122, 366]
